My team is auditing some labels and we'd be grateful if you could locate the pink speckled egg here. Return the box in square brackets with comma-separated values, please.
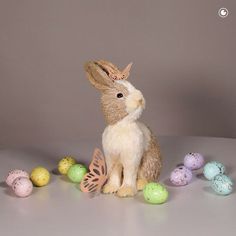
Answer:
[12, 177, 33, 198]
[184, 153, 205, 170]
[6, 169, 29, 186]
[170, 166, 193, 186]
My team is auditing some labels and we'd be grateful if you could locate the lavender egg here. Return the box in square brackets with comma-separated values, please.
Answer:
[184, 153, 205, 170]
[6, 169, 29, 187]
[170, 166, 193, 186]
[12, 177, 33, 198]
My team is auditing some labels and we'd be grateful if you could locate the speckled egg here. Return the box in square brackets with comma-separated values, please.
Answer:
[184, 153, 205, 170]
[30, 167, 50, 187]
[211, 174, 233, 195]
[12, 177, 33, 197]
[143, 183, 168, 204]
[67, 164, 87, 183]
[170, 166, 193, 186]
[203, 161, 225, 180]
[6, 169, 29, 187]
[58, 156, 76, 175]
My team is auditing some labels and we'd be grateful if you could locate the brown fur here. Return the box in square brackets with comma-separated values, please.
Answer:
[85, 61, 131, 125]
[84, 62, 114, 91]
[101, 84, 129, 125]
[138, 133, 162, 181]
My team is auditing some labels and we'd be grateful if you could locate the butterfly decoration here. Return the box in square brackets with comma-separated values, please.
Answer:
[96, 60, 132, 81]
[80, 148, 108, 197]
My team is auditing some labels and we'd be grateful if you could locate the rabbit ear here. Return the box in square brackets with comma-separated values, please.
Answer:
[122, 62, 133, 80]
[84, 61, 114, 90]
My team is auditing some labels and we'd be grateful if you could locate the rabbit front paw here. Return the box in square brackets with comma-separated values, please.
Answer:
[137, 179, 148, 191]
[103, 183, 119, 194]
[116, 186, 137, 197]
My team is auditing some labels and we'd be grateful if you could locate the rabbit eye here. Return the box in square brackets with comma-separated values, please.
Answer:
[117, 93, 123, 98]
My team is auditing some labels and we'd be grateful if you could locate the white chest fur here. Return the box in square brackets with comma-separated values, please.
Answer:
[102, 120, 151, 160]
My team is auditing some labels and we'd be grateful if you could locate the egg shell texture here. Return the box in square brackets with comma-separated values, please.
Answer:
[30, 167, 50, 187]
[184, 153, 204, 170]
[211, 174, 233, 195]
[12, 177, 33, 197]
[67, 164, 87, 183]
[58, 156, 76, 175]
[170, 166, 192, 186]
[203, 162, 225, 180]
[143, 183, 168, 204]
[6, 169, 29, 186]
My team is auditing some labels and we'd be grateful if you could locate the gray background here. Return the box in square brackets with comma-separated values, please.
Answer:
[0, 0, 236, 149]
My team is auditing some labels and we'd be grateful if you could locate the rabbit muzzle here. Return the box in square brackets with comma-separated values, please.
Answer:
[125, 90, 145, 114]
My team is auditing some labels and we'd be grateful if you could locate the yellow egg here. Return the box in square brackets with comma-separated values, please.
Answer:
[30, 167, 50, 187]
[58, 156, 76, 175]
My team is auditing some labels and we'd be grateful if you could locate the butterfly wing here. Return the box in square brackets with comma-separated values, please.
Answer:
[80, 148, 107, 193]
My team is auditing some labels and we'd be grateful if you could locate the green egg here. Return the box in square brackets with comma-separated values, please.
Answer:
[211, 174, 233, 195]
[67, 164, 87, 183]
[143, 182, 168, 204]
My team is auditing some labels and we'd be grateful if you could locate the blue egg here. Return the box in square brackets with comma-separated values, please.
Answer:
[211, 174, 233, 195]
[203, 161, 225, 180]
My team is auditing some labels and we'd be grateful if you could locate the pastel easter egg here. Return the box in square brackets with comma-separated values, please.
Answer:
[211, 174, 233, 195]
[170, 166, 192, 186]
[58, 156, 76, 175]
[184, 153, 205, 170]
[67, 164, 87, 183]
[12, 177, 33, 198]
[6, 169, 29, 187]
[30, 167, 50, 187]
[143, 183, 168, 204]
[203, 161, 225, 180]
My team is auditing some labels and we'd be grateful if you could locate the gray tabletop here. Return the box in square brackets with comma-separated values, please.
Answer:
[0, 136, 235, 236]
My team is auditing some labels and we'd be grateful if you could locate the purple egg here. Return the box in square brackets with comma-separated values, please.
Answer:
[170, 166, 192, 186]
[184, 153, 204, 170]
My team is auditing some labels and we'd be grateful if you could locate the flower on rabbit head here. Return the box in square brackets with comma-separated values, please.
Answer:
[84, 60, 145, 125]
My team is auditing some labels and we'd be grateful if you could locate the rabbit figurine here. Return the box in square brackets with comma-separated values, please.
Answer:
[84, 60, 162, 197]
